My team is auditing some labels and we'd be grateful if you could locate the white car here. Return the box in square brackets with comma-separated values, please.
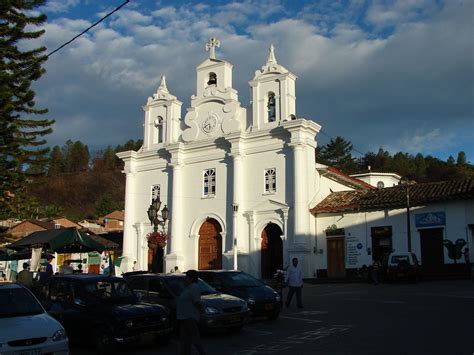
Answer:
[0, 283, 69, 354]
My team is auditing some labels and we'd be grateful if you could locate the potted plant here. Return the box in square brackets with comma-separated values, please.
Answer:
[146, 231, 168, 249]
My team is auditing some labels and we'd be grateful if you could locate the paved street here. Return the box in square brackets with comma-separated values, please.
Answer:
[72, 280, 474, 355]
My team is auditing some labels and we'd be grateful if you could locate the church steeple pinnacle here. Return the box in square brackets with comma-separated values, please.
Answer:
[158, 74, 169, 93]
[266, 44, 277, 65]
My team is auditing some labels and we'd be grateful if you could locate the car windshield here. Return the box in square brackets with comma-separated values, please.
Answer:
[221, 272, 263, 287]
[80, 280, 135, 303]
[391, 255, 410, 264]
[165, 278, 217, 296]
[0, 287, 44, 318]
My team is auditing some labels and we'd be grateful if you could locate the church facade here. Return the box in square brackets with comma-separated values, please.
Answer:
[117, 39, 474, 279]
[118, 39, 322, 277]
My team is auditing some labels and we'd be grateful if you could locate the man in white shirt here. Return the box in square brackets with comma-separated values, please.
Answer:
[284, 257, 304, 308]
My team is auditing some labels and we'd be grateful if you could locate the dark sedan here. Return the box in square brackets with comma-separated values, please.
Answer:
[38, 274, 172, 351]
[197, 270, 281, 320]
[125, 273, 250, 333]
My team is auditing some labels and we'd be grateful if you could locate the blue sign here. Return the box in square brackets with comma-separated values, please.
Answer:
[415, 212, 446, 228]
[356, 243, 363, 250]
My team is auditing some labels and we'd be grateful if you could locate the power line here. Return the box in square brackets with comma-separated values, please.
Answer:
[46, 0, 130, 58]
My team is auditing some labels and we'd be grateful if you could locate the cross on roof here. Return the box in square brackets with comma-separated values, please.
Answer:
[205, 37, 220, 59]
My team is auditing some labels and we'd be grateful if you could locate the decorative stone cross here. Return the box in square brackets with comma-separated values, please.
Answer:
[205, 37, 220, 59]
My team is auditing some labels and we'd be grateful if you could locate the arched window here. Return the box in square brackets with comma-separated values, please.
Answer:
[207, 72, 217, 86]
[155, 116, 163, 143]
[203, 168, 216, 197]
[264, 168, 276, 193]
[267, 92, 276, 122]
[151, 185, 161, 201]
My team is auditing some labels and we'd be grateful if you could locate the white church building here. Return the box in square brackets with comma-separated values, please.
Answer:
[118, 38, 474, 279]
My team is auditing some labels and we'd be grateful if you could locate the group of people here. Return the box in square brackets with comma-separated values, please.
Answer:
[14, 255, 85, 291]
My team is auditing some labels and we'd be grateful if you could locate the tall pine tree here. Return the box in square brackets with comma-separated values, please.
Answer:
[0, 0, 53, 217]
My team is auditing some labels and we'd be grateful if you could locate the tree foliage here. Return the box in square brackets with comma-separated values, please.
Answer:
[0, 0, 53, 218]
[317, 139, 474, 182]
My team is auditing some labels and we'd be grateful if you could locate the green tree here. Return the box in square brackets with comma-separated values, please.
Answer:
[457, 151, 467, 166]
[48, 145, 63, 175]
[94, 192, 120, 217]
[0, 0, 53, 218]
[316, 136, 357, 172]
[447, 155, 455, 166]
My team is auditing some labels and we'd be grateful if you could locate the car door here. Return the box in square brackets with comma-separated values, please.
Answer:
[47, 280, 83, 339]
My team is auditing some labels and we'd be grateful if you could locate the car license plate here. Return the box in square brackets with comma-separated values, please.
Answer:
[265, 304, 274, 311]
[18, 350, 41, 355]
[229, 315, 241, 323]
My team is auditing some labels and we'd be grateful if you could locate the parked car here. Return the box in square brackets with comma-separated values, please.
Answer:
[125, 273, 251, 333]
[197, 270, 282, 320]
[0, 283, 69, 354]
[386, 252, 421, 282]
[38, 274, 172, 350]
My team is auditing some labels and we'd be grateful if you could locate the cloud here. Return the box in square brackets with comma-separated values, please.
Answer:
[40, 0, 80, 14]
[29, 0, 473, 161]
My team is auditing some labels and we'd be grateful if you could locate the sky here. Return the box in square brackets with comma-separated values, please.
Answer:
[27, 0, 473, 162]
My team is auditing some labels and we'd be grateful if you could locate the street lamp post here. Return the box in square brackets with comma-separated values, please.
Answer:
[400, 178, 412, 252]
[147, 197, 169, 272]
[147, 197, 168, 233]
[232, 203, 239, 270]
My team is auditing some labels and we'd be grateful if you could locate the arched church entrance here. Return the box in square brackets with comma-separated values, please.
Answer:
[261, 223, 283, 279]
[198, 218, 222, 270]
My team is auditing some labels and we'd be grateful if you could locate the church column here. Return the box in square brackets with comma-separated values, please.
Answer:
[290, 142, 308, 245]
[122, 172, 137, 271]
[231, 153, 244, 269]
[170, 162, 184, 255]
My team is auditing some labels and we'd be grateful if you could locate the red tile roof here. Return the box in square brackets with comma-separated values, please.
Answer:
[104, 210, 124, 221]
[311, 179, 474, 214]
[318, 166, 375, 190]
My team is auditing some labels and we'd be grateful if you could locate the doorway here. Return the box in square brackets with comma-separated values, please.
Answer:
[148, 246, 164, 273]
[261, 223, 283, 279]
[420, 228, 444, 275]
[198, 219, 222, 270]
[327, 238, 345, 278]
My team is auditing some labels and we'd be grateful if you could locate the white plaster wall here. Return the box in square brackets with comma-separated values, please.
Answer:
[311, 199, 474, 275]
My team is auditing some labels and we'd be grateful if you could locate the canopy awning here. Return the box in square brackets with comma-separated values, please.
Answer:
[7, 227, 107, 253]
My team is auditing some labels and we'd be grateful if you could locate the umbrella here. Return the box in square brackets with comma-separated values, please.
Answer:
[8, 227, 106, 253]
[0, 248, 48, 261]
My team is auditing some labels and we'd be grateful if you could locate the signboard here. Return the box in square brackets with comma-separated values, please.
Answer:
[415, 212, 445, 228]
[346, 236, 362, 267]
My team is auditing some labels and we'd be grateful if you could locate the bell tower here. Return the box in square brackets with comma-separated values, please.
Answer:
[249, 45, 297, 129]
[182, 38, 245, 142]
[143, 74, 182, 150]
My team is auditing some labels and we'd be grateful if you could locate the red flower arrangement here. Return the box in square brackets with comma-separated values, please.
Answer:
[147, 231, 168, 248]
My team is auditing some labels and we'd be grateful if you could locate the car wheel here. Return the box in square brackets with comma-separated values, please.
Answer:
[226, 325, 243, 334]
[267, 311, 280, 321]
[155, 335, 171, 346]
[95, 330, 115, 353]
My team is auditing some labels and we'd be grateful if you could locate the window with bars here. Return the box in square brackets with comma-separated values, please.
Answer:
[265, 168, 276, 193]
[152, 185, 161, 201]
[203, 169, 216, 197]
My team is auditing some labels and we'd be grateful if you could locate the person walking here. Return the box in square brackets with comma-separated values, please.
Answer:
[177, 270, 206, 355]
[285, 257, 304, 309]
[39, 255, 54, 284]
[17, 262, 34, 289]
